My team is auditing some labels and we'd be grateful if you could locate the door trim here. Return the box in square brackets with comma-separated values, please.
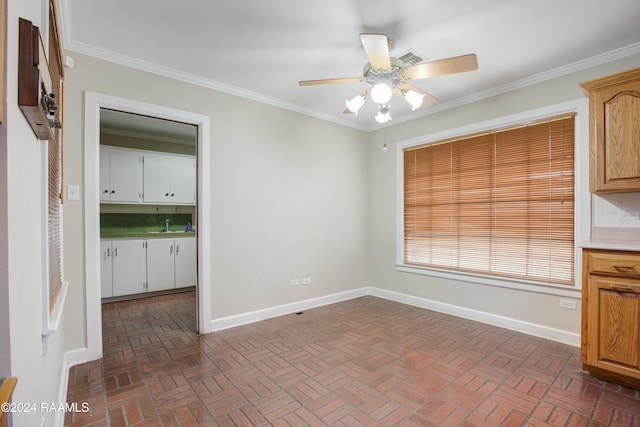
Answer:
[84, 91, 212, 360]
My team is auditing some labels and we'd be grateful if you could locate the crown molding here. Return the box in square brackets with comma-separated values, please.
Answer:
[64, 31, 640, 133]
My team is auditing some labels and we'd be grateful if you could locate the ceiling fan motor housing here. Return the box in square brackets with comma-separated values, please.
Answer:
[363, 57, 407, 86]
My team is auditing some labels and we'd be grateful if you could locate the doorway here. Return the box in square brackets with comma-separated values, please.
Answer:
[84, 92, 212, 361]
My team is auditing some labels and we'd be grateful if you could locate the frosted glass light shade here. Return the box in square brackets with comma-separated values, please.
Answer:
[345, 95, 366, 114]
[404, 90, 425, 110]
[371, 83, 393, 104]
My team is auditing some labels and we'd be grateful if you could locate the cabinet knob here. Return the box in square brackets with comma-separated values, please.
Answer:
[111, 190, 115, 194]
[103, 189, 108, 194]
[165, 193, 170, 197]
[171, 193, 175, 197]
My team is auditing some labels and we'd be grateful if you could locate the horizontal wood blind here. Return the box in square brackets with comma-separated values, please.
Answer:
[404, 115, 575, 285]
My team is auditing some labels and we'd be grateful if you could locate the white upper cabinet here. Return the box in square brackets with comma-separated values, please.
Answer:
[100, 146, 143, 203]
[99, 146, 195, 206]
[143, 152, 196, 205]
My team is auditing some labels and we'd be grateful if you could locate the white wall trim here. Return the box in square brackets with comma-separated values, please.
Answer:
[55, 347, 88, 427]
[208, 286, 579, 347]
[210, 288, 369, 332]
[83, 91, 212, 360]
[368, 287, 581, 347]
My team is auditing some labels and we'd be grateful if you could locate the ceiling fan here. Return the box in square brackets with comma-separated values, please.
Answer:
[299, 33, 478, 123]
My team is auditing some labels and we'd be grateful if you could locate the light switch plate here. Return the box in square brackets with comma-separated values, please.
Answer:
[67, 184, 80, 201]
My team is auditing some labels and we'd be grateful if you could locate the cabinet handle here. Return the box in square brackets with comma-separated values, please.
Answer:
[170, 245, 174, 255]
[113, 248, 117, 257]
[613, 265, 636, 273]
[176, 244, 180, 254]
[107, 248, 110, 257]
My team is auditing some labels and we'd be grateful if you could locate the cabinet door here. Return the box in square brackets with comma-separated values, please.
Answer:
[175, 238, 197, 288]
[109, 149, 143, 203]
[147, 239, 175, 292]
[100, 241, 113, 298]
[143, 152, 173, 204]
[582, 69, 640, 193]
[112, 240, 147, 296]
[99, 148, 110, 202]
[587, 275, 640, 378]
[171, 156, 196, 205]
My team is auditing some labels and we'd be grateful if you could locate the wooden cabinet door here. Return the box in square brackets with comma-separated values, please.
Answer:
[175, 238, 197, 288]
[147, 239, 175, 292]
[100, 241, 113, 298]
[112, 240, 147, 296]
[581, 68, 640, 193]
[586, 275, 640, 378]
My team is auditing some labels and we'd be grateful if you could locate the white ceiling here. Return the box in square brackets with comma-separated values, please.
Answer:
[60, 0, 640, 131]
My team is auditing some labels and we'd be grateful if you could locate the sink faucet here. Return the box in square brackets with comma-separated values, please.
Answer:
[165, 218, 170, 232]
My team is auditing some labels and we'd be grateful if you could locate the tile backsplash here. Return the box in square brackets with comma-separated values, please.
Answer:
[101, 213, 193, 235]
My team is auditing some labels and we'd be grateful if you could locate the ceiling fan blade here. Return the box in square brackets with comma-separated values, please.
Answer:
[360, 33, 391, 70]
[404, 54, 478, 80]
[298, 77, 362, 86]
[397, 82, 438, 109]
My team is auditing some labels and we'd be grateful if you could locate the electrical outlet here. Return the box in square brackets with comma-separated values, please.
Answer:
[290, 278, 300, 287]
[559, 299, 577, 310]
[302, 277, 312, 285]
[619, 210, 640, 220]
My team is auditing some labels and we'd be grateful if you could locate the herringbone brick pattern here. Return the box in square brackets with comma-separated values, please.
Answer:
[65, 292, 640, 426]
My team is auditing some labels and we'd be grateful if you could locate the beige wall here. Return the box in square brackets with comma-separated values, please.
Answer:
[62, 53, 370, 350]
[365, 53, 640, 336]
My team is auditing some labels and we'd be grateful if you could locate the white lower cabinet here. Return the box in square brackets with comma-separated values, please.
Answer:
[101, 237, 196, 299]
[111, 240, 147, 297]
[100, 241, 114, 298]
[175, 238, 197, 288]
[147, 239, 176, 292]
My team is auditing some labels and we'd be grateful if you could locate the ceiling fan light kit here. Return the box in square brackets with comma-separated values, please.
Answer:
[299, 33, 478, 124]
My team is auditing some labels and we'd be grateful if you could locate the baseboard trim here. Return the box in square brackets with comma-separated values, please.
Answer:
[368, 287, 580, 347]
[209, 287, 369, 332]
[55, 348, 88, 427]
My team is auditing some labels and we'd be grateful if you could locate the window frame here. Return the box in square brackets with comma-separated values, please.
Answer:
[395, 100, 589, 298]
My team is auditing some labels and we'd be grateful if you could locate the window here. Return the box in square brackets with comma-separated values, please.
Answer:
[47, 0, 64, 310]
[403, 114, 575, 286]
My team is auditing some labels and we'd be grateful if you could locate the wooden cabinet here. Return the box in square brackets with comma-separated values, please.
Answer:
[143, 152, 196, 205]
[580, 68, 640, 193]
[582, 249, 640, 389]
[100, 146, 144, 203]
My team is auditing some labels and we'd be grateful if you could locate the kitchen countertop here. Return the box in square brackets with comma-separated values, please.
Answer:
[101, 228, 197, 239]
[578, 240, 640, 252]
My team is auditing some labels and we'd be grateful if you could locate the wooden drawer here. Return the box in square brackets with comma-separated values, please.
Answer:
[586, 250, 640, 277]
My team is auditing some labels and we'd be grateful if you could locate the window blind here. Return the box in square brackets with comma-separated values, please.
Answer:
[403, 115, 575, 285]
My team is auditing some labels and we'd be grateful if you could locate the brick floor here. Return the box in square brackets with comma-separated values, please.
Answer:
[65, 292, 640, 426]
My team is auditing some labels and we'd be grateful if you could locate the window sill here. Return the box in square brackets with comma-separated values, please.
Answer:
[42, 280, 69, 337]
[396, 264, 581, 298]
